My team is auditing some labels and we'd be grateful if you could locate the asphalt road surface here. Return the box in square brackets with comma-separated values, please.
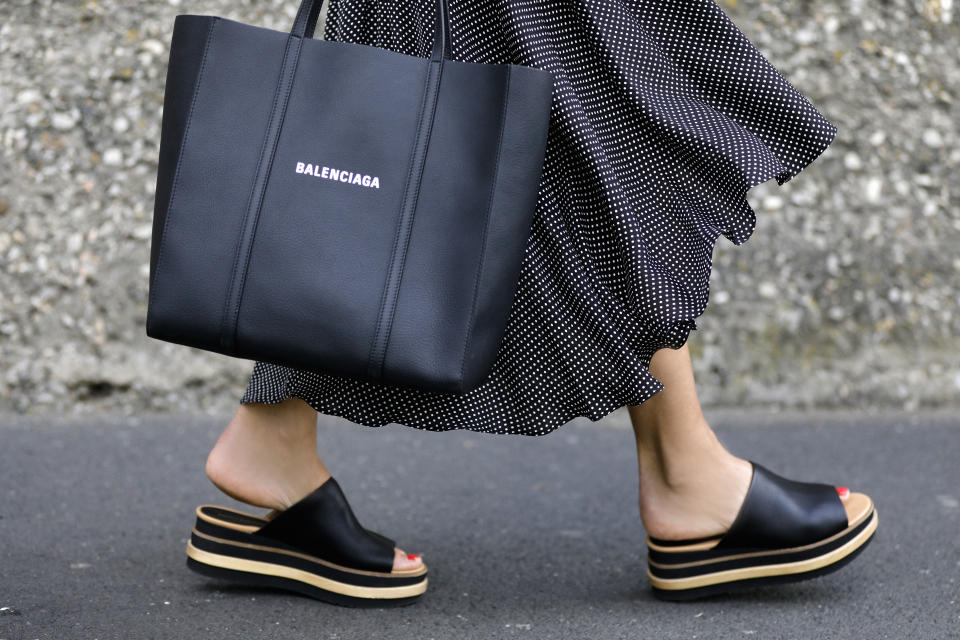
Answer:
[1, 408, 958, 639]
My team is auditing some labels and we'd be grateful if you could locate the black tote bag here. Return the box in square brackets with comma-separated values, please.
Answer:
[146, 0, 555, 394]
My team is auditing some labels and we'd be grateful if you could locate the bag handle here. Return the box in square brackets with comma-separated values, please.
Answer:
[291, 0, 452, 61]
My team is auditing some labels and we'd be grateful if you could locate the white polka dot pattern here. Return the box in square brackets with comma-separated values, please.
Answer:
[241, 0, 837, 436]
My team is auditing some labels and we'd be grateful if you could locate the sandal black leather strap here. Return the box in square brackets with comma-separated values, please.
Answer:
[716, 462, 848, 550]
[254, 477, 396, 573]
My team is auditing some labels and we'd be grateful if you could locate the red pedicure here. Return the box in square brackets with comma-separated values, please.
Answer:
[836, 486, 850, 497]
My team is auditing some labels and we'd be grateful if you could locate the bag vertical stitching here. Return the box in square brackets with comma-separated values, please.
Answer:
[229, 35, 307, 350]
[232, 36, 305, 345]
[365, 56, 443, 381]
[148, 17, 220, 333]
[365, 63, 431, 380]
[376, 59, 444, 378]
[219, 32, 306, 352]
[459, 64, 512, 389]
[218, 35, 293, 351]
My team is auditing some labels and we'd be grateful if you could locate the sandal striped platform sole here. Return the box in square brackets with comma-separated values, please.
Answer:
[647, 462, 878, 601]
[184, 477, 428, 607]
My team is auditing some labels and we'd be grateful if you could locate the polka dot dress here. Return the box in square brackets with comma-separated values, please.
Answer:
[241, 0, 838, 436]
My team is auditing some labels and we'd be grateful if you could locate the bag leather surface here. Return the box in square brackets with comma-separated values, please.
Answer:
[146, 0, 554, 393]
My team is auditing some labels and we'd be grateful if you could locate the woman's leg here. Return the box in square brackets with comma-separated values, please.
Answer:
[204, 397, 423, 570]
[627, 343, 752, 540]
[628, 343, 851, 540]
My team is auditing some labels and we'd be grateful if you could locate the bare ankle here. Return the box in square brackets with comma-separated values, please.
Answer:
[205, 403, 331, 511]
[206, 445, 331, 511]
[638, 439, 752, 541]
[638, 422, 733, 489]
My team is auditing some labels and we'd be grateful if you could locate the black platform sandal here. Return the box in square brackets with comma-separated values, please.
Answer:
[646, 462, 878, 601]
[185, 476, 428, 607]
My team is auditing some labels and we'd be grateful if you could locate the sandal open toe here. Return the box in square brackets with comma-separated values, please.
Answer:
[646, 461, 878, 601]
[185, 476, 428, 607]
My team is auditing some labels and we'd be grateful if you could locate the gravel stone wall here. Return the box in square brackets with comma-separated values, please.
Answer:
[1, 0, 957, 416]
